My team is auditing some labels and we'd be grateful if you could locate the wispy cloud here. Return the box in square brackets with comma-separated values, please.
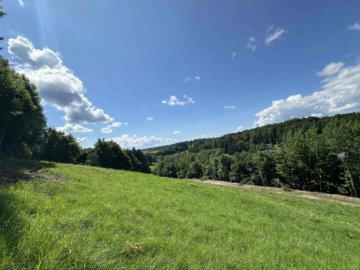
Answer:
[254, 61, 360, 127]
[101, 122, 128, 134]
[101, 127, 113, 134]
[77, 137, 88, 143]
[236, 126, 243, 132]
[56, 124, 93, 133]
[231, 52, 237, 59]
[18, 0, 25, 7]
[147, 117, 154, 121]
[266, 25, 274, 33]
[162, 95, 195, 106]
[185, 76, 200, 82]
[173, 131, 181, 134]
[265, 28, 286, 45]
[316, 62, 345, 77]
[225, 105, 236, 109]
[348, 22, 360, 31]
[246, 36, 256, 51]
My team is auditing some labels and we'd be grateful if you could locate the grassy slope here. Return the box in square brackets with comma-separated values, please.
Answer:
[0, 160, 360, 269]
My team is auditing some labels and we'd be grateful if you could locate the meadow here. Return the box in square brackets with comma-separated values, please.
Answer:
[0, 158, 360, 269]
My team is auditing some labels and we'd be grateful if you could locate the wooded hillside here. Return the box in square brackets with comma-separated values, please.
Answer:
[149, 113, 360, 197]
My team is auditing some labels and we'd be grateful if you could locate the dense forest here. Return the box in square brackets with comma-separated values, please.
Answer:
[148, 113, 360, 197]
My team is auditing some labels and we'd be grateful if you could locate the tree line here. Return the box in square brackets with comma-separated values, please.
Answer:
[152, 116, 360, 197]
[0, 54, 151, 173]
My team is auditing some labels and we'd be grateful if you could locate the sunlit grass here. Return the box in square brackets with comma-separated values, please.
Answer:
[0, 160, 360, 269]
[149, 162, 158, 173]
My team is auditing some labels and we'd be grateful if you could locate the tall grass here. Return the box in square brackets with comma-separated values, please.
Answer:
[0, 160, 360, 269]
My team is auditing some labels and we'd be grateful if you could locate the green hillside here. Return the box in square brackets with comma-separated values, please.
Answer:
[145, 112, 360, 156]
[1, 158, 360, 269]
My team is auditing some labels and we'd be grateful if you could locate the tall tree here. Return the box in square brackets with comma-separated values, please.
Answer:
[91, 139, 132, 170]
[0, 57, 46, 157]
[40, 128, 80, 163]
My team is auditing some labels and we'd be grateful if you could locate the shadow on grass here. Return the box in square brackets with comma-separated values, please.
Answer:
[0, 189, 24, 257]
[0, 158, 57, 266]
[0, 158, 56, 184]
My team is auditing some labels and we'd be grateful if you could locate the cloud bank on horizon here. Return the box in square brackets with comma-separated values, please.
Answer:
[107, 135, 175, 149]
[253, 62, 360, 127]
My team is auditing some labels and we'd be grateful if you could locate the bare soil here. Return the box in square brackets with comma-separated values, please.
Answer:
[0, 168, 67, 184]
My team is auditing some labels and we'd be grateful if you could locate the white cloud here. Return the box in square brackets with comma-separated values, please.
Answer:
[162, 95, 195, 106]
[18, 0, 25, 7]
[266, 25, 274, 33]
[236, 126, 244, 132]
[147, 117, 154, 121]
[77, 137, 88, 143]
[101, 122, 128, 133]
[101, 127, 113, 134]
[246, 37, 256, 51]
[231, 52, 237, 59]
[265, 28, 286, 45]
[173, 131, 181, 134]
[246, 44, 256, 51]
[316, 62, 345, 77]
[201, 134, 205, 138]
[225, 105, 236, 109]
[8, 36, 113, 124]
[311, 113, 323, 118]
[184, 95, 195, 104]
[254, 61, 360, 127]
[108, 134, 175, 149]
[348, 22, 360, 31]
[56, 124, 93, 133]
[110, 122, 127, 127]
[185, 76, 200, 82]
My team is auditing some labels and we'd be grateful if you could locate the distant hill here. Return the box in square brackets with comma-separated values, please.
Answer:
[144, 112, 360, 157]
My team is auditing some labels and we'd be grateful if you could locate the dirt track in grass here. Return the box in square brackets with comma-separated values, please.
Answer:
[193, 179, 360, 207]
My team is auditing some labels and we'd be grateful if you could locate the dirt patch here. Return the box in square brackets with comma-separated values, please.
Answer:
[194, 180, 360, 208]
[0, 168, 67, 184]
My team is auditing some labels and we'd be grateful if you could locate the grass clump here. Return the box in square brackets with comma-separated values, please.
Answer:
[0, 159, 359, 269]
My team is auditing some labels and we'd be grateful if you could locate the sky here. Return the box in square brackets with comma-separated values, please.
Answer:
[1, 0, 360, 149]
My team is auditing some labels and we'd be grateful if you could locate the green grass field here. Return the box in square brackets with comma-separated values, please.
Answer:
[149, 162, 158, 173]
[1, 159, 360, 269]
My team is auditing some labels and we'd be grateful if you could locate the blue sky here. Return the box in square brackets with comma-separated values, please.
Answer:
[2, 0, 360, 148]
